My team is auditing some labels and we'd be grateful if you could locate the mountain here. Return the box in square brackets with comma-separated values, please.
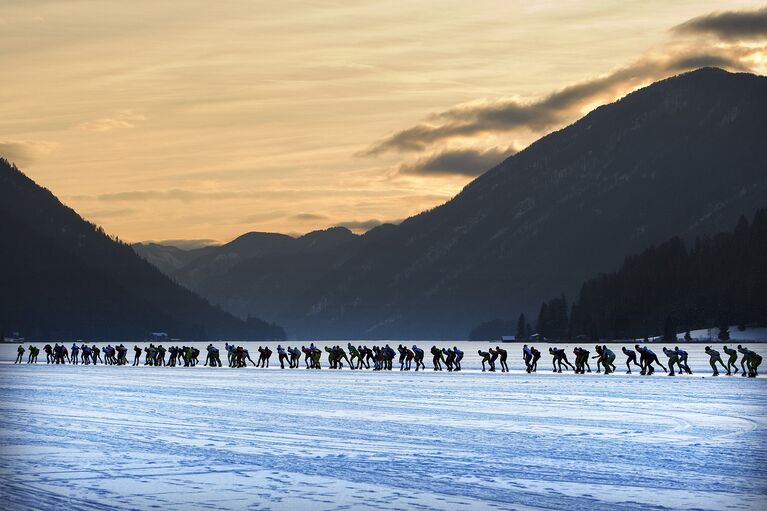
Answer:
[138, 68, 767, 339]
[0, 158, 286, 341]
[129, 242, 207, 274]
[134, 227, 359, 322]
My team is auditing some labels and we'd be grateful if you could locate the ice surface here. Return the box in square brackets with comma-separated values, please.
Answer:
[1, 342, 765, 510]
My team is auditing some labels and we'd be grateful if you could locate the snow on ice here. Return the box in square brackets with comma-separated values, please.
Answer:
[0, 342, 766, 510]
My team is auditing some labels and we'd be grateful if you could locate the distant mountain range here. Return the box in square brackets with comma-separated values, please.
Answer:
[0, 158, 286, 341]
[133, 68, 767, 339]
[5, 68, 762, 341]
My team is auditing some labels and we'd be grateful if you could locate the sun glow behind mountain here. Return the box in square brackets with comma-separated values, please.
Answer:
[1, 1, 766, 243]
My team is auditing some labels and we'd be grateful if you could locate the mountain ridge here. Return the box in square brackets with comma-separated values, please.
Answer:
[142, 67, 766, 338]
[0, 158, 286, 341]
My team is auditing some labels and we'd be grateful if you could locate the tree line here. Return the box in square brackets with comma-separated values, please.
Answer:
[470, 207, 767, 341]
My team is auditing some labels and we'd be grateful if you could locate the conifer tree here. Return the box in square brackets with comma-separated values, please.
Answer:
[516, 313, 526, 341]
[718, 321, 730, 341]
[663, 316, 677, 343]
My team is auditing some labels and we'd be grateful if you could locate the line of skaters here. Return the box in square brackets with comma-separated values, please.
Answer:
[12, 342, 763, 377]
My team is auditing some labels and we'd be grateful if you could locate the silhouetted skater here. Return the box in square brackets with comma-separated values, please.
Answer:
[737, 345, 752, 376]
[531, 347, 541, 372]
[53, 344, 65, 364]
[397, 344, 407, 371]
[748, 351, 763, 377]
[402, 347, 414, 370]
[523, 345, 533, 372]
[573, 347, 591, 374]
[155, 345, 166, 366]
[14, 345, 24, 364]
[289, 347, 301, 368]
[495, 346, 508, 372]
[663, 347, 683, 376]
[81, 344, 92, 365]
[705, 346, 727, 376]
[337, 346, 353, 369]
[311, 345, 322, 369]
[488, 348, 498, 372]
[144, 345, 155, 365]
[442, 348, 455, 371]
[478, 350, 492, 372]
[166, 346, 177, 367]
[454, 347, 464, 371]
[431, 346, 444, 370]
[300, 346, 312, 368]
[257, 346, 272, 368]
[224, 343, 236, 367]
[593, 345, 605, 373]
[600, 345, 616, 374]
[276, 345, 289, 369]
[622, 347, 640, 374]
[398, 345, 413, 370]
[384, 345, 396, 370]
[326, 346, 340, 369]
[722, 345, 739, 374]
[205, 344, 222, 367]
[549, 347, 574, 373]
[674, 347, 692, 374]
[346, 343, 359, 369]
[635, 345, 666, 375]
[117, 344, 128, 365]
[372, 346, 383, 370]
[412, 345, 425, 371]
[737, 346, 762, 377]
[361, 346, 374, 369]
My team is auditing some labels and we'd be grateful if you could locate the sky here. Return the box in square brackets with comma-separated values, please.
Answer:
[1, 1, 766, 246]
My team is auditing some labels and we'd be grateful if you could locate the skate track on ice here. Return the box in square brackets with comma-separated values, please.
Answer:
[1, 355, 766, 511]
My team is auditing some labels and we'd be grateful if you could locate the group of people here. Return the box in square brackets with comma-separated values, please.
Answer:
[515, 344, 761, 377]
[705, 345, 762, 377]
[13, 343, 115, 365]
[11, 342, 762, 377]
[220, 343, 460, 372]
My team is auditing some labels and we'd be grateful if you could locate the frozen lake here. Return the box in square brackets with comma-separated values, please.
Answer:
[1, 342, 766, 510]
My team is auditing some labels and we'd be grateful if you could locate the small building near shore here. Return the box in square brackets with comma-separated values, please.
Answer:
[3, 332, 24, 343]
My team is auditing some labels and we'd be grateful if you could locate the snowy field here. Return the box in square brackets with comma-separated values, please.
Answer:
[1, 342, 766, 511]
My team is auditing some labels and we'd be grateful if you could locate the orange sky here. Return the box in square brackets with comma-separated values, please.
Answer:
[1, 1, 765, 245]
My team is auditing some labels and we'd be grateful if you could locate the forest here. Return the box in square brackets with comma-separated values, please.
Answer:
[471, 208, 767, 341]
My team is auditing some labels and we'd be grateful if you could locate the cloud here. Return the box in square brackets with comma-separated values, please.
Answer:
[362, 6, 767, 160]
[399, 145, 516, 176]
[144, 239, 219, 250]
[77, 110, 146, 132]
[364, 50, 746, 156]
[291, 213, 328, 221]
[336, 219, 389, 232]
[664, 53, 741, 72]
[241, 211, 287, 224]
[81, 207, 137, 220]
[673, 6, 767, 41]
[0, 139, 58, 165]
[85, 189, 244, 202]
